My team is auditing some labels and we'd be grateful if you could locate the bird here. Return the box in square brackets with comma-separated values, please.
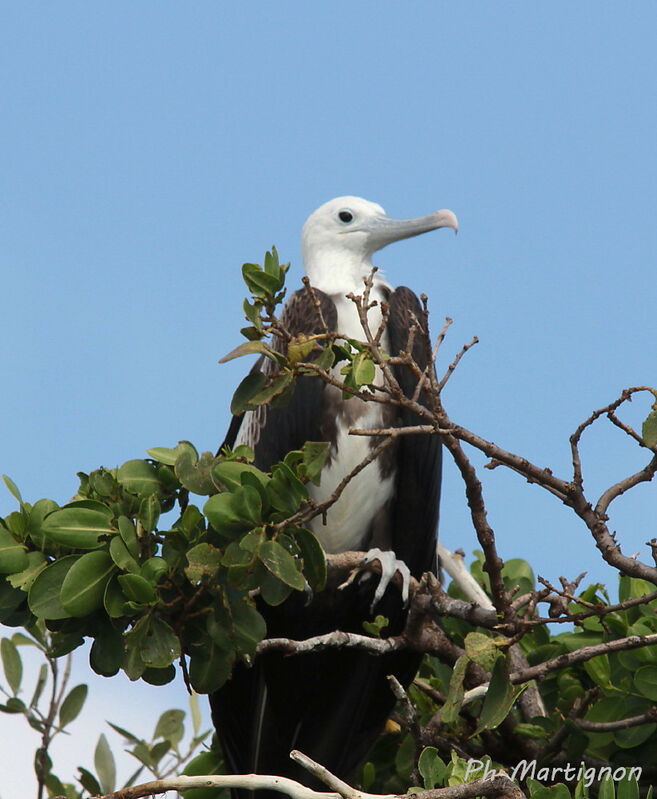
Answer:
[210, 196, 457, 796]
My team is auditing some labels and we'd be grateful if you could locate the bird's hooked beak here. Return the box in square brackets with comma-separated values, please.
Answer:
[360, 208, 458, 253]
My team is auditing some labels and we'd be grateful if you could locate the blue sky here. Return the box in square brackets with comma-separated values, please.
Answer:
[1, 2, 656, 794]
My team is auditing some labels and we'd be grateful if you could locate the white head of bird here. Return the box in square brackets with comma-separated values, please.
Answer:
[301, 196, 458, 295]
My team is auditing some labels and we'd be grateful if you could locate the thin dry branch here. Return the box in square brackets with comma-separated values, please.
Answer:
[436, 336, 479, 394]
[273, 433, 400, 534]
[574, 707, 657, 732]
[439, 432, 511, 623]
[509, 632, 657, 683]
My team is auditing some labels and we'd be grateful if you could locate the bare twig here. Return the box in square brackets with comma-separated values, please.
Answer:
[302, 276, 331, 336]
[574, 707, 657, 732]
[509, 632, 657, 683]
[436, 336, 479, 394]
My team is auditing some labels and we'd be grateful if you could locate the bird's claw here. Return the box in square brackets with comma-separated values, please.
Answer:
[362, 548, 411, 612]
[303, 579, 314, 606]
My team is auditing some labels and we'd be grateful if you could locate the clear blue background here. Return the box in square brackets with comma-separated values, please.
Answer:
[1, 2, 655, 794]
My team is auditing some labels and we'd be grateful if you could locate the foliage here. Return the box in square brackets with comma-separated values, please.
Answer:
[1, 248, 656, 797]
[0, 623, 215, 797]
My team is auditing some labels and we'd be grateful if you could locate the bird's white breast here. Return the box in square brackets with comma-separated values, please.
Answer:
[307, 285, 396, 553]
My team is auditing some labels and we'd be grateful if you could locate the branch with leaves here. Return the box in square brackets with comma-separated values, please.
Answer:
[2, 248, 657, 796]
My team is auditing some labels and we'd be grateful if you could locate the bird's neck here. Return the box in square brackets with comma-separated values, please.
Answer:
[304, 249, 381, 295]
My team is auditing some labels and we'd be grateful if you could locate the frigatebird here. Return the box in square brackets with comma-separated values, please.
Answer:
[211, 196, 457, 793]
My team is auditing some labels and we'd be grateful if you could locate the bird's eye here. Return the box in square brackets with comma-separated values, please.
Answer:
[338, 210, 353, 223]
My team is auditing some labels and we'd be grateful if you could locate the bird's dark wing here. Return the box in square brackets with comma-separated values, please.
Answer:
[220, 288, 337, 467]
[386, 286, 442, 577]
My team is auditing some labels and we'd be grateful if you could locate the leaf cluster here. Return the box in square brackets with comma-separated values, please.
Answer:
[0, 433, 329, 696]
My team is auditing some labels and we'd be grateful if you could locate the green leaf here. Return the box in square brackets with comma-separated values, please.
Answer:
[642, 408, 657, 448]
[149, 739, 171, 765]
[616, 774, 640, 799]
[242, 261, 284, 296]
[94, 733, 116, 794]
[26, 498, 59, 548]
[232, 484, 263, 526]
[60, 551, 116, 617]
[212, 460, 269, 492]
[239, 472, 271, 516]
[189, 639, 234, 693]
[109, 535, 140, 573]
[441, 655, 467, 723]
[90, 468, 119, 498]
[263, 246, 280, 276]
[154, 708, 185, 746]
[142, 665, 176, 686]
[141, 617, 180, 669]
[77, 767, 102, 796]
[222, 541, 252, 567]
[247, 372, 295, 407]
[598, 775, 615, 799]
[189, 691, 202, 736]
[0, 697, 26, 713]
[104, 577, 128, 618]
[175, 447, 217, 496]
[292, 527, 326, 590]
[2, 475, 23, 504]
[41, 503, 114, 549]
[267, 462, 308, 515]
[8, 550, 47, 591]
[203, 493, 253, 536]
[30, 664, 48, 709]
[219, 339, 272, 364]
[139, 494, 161, 532]
[260, 570, 294, 605]
[243, 298, 263, 330]
[1, 638, 22, 694]
[352, 352, 376, 387]
[117, 516, 140, 559]
[229, 595, 267, 655]
[28, 555, 79, 619]
[526, 781, 571, 799]
[614, 720, 656, 749]
[0, 530, 28, 574]
[59, 684, 88, 728]
[502, 557, 535, 595]
[118, 573, 157, 604]
[0, 581, 26, 623]
[230, 371, 267, 415]
[258, 540, 305, 591]
[417, 747, 446, 789]
[146, 444, 185, 466]
[583, 653, 611, 688]
[239, 527, 265, 553]
[117, 460, 160, 497]
[300, 441, 330, 486]
[90, 623, 124, 677]
[514, 723, 550, 740]
[464, 632, 500, 671]
[287, 335, 317, 364]
[140, 557, 168, 584]
[240, 325, 263, 341]
[313, 346, 335, 372]
[362, 614, 389, 637]
[634, 665, 657, 700]
[475, 655, 526, 733]
[185, 543, 223, 583]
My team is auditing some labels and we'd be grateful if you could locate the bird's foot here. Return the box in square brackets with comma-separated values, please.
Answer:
[303, 579, 314, 606]
[362, 548, 411, 611]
